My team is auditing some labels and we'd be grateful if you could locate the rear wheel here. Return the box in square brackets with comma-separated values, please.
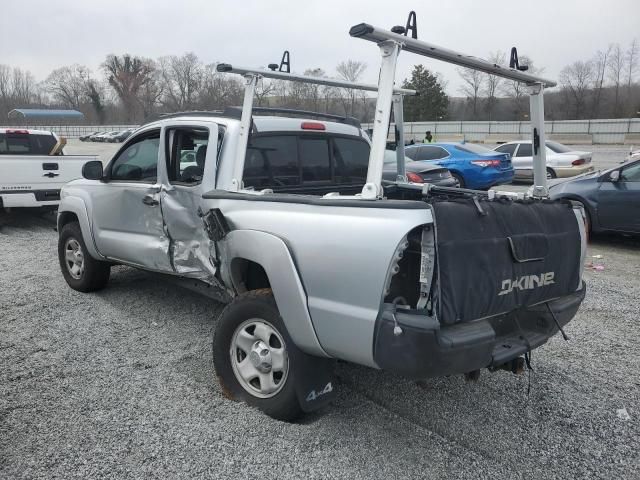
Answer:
[213, 289, 303, 421]
[546, 168, 556, 179]
[451, 173, 465, 188]
[58, 222, 110, 292]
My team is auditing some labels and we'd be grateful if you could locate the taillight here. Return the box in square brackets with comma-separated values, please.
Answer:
[471, 159, 501, 167]
[6, 129, 29, 134]
[406, 172, 423, 183]
[572, 158, 585, 166]
[301, 122, 325, 130]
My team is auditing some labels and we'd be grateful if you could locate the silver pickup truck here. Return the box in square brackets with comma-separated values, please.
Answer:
[57, 19, 587, 421]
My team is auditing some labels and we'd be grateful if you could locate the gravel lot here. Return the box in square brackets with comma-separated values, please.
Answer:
[1, 143, 638, 479]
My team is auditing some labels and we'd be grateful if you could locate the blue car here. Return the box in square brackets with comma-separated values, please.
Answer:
[404, 142, 514, 189]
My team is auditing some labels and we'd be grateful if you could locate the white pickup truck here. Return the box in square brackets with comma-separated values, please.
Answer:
[0, 128, 97, 210]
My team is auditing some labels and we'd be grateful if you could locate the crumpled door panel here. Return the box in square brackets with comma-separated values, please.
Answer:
[160, 189, 217, 281]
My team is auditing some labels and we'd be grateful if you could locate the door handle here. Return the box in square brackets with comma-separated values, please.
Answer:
[142, 195, 159, 206]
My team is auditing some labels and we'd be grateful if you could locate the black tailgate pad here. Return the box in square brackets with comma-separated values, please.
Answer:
[431, 198, 582, 324]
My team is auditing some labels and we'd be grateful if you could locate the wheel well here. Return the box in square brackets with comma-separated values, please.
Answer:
[557, 195, 593, 230]
[230, 258, 271, 293]
[57, 211, 79, 230]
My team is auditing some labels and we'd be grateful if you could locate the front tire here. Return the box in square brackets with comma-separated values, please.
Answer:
[546, 168, 556, 179]
[213, 289, 303, 421]
[58, 221, 110, 292]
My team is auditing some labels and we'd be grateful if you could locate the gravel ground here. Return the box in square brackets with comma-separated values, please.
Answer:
[1, 144, 639, 479]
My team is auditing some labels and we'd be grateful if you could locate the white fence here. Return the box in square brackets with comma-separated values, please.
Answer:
[366, 118, 640, 144]
[5, 118, 640, 144]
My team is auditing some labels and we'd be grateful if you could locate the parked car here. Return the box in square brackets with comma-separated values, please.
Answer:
[89, 132, 106, 142]
[382, 150, 457, 187]
[111, 129, 135, 143]
[79, 131, 100, 142]
[404, 142, 513, 189]
[0, 128, 96, 210]
[102, 131, 121, 143]
[547, 159, 640, 234]
[494, 140, 593, 180]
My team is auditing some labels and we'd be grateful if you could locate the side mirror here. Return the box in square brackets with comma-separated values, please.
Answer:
[82, 160, 103, 180]
[609, 170, 620, 182]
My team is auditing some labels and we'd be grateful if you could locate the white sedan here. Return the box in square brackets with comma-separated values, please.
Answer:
[494, 140, 593, 180]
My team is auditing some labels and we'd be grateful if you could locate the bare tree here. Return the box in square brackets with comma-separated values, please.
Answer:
[458, 67, 483, 119]
[501, 55, 540, 119]
[11, 68, 36, 106]
[483, 51, 506, 120]
[607, 44, 626, 116]
[336, 60, 366, 116]
[43, 64, 90, 109]
[559, 61, 594, 119]
[625, 38, 639, 116]
[158, 53, 203, 111]
[199, 64, 244, 109]
[591, 46, 611, 118]
[103, 54, 156, 122]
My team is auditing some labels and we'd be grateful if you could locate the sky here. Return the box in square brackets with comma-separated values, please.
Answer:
[1, 0, 639, 95]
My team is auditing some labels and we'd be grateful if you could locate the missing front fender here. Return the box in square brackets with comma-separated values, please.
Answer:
[201, 208, 231, 241]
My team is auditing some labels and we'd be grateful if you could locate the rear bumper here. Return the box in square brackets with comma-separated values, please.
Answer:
[0, 190, 61, 208]
[373, 283, 586, 379]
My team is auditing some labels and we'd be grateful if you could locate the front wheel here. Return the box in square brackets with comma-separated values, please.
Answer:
[58, 221, 110, 292]
[546, 168, 556, 179]
[213, 289, 303, 421]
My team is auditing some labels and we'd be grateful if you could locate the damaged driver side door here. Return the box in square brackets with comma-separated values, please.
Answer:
[159, 125, 218, 281]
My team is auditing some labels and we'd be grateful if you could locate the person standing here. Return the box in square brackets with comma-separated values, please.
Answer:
[424, 130, 434, 143]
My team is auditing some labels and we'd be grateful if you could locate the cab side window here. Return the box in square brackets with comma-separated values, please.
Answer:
[416, 145, 448, 161]
[109, 130, 160, 182]
[166, 128, 210, 185]
[515, 143, 532, 157]
[495, 143, 517, 156]
[620, 162, 640, 182]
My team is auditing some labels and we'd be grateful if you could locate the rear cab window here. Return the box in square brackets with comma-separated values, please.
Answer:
[0, 131, 57, 155]
[243, 132, 370, 192]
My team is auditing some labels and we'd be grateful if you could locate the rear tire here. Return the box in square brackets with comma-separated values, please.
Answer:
[546, 168, 556, 179]
[213, 289, 303, 422]
[58, 221, 110, 292]
[451, 173, 465, 188]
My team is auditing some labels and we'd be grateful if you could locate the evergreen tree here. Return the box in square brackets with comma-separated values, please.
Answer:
[402, 65, 448, 121]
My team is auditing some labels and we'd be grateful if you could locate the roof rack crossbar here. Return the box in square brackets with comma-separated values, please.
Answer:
[349, 23, 557, 88]
[216, 64, 417, 96]
[350, 20, 556, 199]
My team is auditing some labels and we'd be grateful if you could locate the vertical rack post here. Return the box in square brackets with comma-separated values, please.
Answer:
[230, 74, 259, 191]
[362, 40, 401, 199]
[529, 83, 548, 197]
[393, 94, 406, 181]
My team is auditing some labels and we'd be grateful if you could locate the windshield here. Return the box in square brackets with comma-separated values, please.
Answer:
[383, 150, 413, 164]
[546, 141, 573, 153]
[455, 143, 492, 154]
